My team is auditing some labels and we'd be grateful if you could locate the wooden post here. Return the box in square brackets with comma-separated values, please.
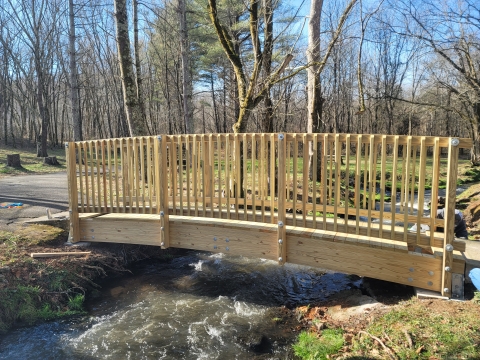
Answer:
[441, 137, 460, 298]
[156, 135, 170, 249]
[277, 133, 287, 265]
[66, 142, 80, 243]
[430, 137, 441, 245]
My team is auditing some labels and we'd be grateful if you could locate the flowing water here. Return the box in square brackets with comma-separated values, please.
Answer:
[0, 251, 361, 359]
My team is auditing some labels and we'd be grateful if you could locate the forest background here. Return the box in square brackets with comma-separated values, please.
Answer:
[0, 0, 479, 162]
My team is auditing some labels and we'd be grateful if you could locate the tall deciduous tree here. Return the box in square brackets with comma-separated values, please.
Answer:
[114, 0, 144, 136]
[392, 0, 480, 162]
[307, 0, 358, 179]
[207, 0, 293, 133]
[133, 0, 148, 134]
[178, 0, 194, 134]
[69, 0, 82, 141]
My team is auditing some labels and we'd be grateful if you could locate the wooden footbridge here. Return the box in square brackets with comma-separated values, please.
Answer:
[65, 133, 472, 298]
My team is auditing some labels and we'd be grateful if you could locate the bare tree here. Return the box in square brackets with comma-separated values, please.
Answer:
[392, 0, 480, 163]
[69, 0, 82, 141]
[114, 0, 144, 136]
[207, 0, 293, 133]
[178, 0, 193, 133]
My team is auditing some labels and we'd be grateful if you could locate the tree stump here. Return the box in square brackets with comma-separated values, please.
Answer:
[44, 156, 59, 165]
[7, 154, 21, 167]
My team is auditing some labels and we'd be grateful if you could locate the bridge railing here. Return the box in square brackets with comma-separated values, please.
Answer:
[66, 133, 470, 246]
[66, 133, 471, 295]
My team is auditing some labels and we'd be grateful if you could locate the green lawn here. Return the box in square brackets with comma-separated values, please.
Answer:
[0, 144, 67, 177]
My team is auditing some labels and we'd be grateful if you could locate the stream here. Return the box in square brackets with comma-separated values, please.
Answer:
[0, 251, 361, 359]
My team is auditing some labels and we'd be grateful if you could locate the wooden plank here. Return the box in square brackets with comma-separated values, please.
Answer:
[235, 133, 241, 220]
[225, 134, 231, 219]
[169, 217, 277, 260]
[390, 136, 399, 240]
[209, 134, 215, 217]
[410, 144, 418, 214]
[442, 138, 460, 297]
[379, 136, 387, 238]
[322, 134, 328, 230]
[77, 143, 85, 213]
[355, 135, 362, 234]
[120, 138, 127, 213]
[362, 137, 368, 210]
[178, 136, 184, 215]
[107, 140, 113, 212]
[430, 138, 441, 245]
[261, 134, 266, 223]
[243, 134, 248, 220]
[186, 136, 192, 216]
[367, 135, 375, 237]
[139, 137, 146, 214]
[302, 133, 308, 227]
[251, 135, 256, 219]
[271, 134, 276, 224]
[146, 137, 153, 214]
[127, 138, 134, 213]
[95, 141, 102, 212]
[101, 141, 107, 211]
[217, 134, 222, 219]
[83, 142, 90, 212]
[113, 139, 120, 212]
[403, 137, 412, 242]
[79, 216, 161, 246]
[415, 137, 427, 242]
[312, 134, 318, 228]
[171, 136, 177, 213]
[292, 137, 298, 226]
[193, 135, 199, 217]
[89, 141, 96, 212]
[328, 140, 333, 208]
[201, 134, 207, 217]
[334, 134, 341, 232]
[158, 135, 169, 248]
[400, 141, 406, 213]
[344, 134, 350, 233]
[287, 233, 442, 291]
[132, 138, 139, 213]
[277, 133, 287, 264]
[31, 252, 91, 258]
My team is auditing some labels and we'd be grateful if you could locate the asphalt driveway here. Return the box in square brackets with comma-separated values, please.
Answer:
[0, 172, 69, 230]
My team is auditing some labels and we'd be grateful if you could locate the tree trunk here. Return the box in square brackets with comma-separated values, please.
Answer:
[36, 62, 48, 158]
[133, 0, 148, 135]
[179, 0, 193, 134]
[114, 0, 143, 136]
[307, 0, 324, 180]
[472, 102, 480, 165]
[69, 0, 82, 142]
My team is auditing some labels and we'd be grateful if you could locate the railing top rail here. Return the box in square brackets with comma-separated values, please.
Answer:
[69, 133, 473, 149]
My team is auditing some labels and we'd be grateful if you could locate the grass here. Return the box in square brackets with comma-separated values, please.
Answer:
[0, 225, 65, 266]
[0, 144, 66, 177]
[350, 299, 480, 359]
[0, 225, 88, 334]
[293, 329, 344, 360]
[293, 298, 480, 359]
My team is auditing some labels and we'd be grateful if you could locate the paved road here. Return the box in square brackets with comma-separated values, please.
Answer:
[0, 172, 69, 230]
